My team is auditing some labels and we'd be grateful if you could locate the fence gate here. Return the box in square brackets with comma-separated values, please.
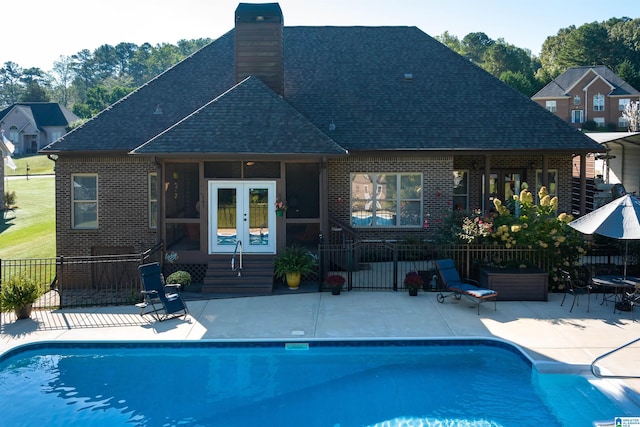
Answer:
[318, 241, 439, 291]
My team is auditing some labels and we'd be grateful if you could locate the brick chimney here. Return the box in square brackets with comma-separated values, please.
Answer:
[234, 3, 284, 96]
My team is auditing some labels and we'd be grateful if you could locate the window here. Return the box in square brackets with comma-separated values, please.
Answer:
[149, 173, 158, 229]
[50, 130, 63, 143]
[571, 110, 584, 124]
[573, 95, 581, 105]
[619, 116, 629, 128]
[594, 117, 605, 128]
[452, 170, 468, 211]
[351, 173, 422, 227]
[593, 94, 605, 111]
[619, 98, 630, 111]
[72, 174, 98, 229]
[545, 101, 557, 112]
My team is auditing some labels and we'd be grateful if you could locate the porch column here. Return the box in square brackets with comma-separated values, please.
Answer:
[580, 153, 587, 215]
[541, 155, 549, 189]
[320, 157, 328, 243]
[483, 155, 491, 216]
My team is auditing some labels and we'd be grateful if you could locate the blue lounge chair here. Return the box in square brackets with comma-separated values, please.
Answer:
[137, 262, 189, 321]
[435, 259, 498, 314]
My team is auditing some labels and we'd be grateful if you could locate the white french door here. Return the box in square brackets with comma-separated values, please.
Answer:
[208, 181, 276, 254]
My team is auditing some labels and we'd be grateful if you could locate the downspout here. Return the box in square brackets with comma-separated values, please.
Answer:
[154, 157, 164, 252]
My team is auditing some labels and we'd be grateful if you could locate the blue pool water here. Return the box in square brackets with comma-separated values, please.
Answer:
[0, 339, 637, 426]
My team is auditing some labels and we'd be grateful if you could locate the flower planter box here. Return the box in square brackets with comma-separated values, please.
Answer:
[479, 267, 549, 301]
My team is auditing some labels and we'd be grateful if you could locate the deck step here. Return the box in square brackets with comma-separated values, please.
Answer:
[202, 254, 275, 294]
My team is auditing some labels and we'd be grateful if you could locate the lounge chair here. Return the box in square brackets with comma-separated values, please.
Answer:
[136, 262, 189, 321]
[435, 259, 498, 314]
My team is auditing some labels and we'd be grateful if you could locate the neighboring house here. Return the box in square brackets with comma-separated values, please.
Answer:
[41, 3, 603, 291]
[0, 102, 79, 155]
[532, 65, 640, 131]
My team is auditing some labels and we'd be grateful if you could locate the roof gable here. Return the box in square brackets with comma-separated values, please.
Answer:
[132, 76, 346, 156]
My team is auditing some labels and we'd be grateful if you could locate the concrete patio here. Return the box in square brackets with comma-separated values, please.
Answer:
[1, 290, 640, 400]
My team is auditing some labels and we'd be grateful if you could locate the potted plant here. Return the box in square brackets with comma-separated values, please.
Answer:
[275, 196, 287, 217]
[404, 272, 424, 296]
[274, 245, 316, 289]
[166, 270, 192, 291]
[0, 275, 40, 319]
[325, 274, 346, 295]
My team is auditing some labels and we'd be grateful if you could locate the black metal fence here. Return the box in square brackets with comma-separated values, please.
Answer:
[0, 243, 163, 310]
[317, 241, 636, 292]
[1, 241, 635, 309]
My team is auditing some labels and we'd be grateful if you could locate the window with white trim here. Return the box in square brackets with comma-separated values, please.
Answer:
[571, 110, 584, 123]
[545, 101, 557, 112]
[619, 98, 630, 111]
[453, 170, 468, 211]
[72, 174, 98, 229]
[573, 95, 581, 105]
[594, 117, 605, 128]
[149, 172, 158, 229]
[593, 94, 605, 111]
[351, 173, 422, 227]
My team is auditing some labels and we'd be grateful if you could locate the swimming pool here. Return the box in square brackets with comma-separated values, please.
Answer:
[0, 338, 637, 426]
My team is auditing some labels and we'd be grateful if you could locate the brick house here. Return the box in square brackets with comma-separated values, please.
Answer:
[41, 3, 603, 291]
[532, 65, 640, 131]
[0, 102, 79, 155]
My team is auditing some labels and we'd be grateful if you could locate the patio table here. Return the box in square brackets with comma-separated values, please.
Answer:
[592, 275, 639, 313]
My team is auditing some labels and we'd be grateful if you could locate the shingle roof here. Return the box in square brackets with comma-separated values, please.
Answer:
[532, 65, 640, 99]
[132, 76, 346, 155]
[43, 26, 602, 155]
[0, 102, 78, 129]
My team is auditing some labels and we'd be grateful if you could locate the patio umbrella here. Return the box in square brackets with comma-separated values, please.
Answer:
[568, 194, 640, 278]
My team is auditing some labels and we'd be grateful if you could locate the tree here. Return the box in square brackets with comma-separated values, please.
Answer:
[19, 67, 50, 102]
[50, 55, 77, 107]
[461, 32, 494, 63]
[622, 100, 640, 132]
[0, 61, 24, 107]
[482, 42, 534, 77]
[435, 31, 463, 54]
[499, 71, 536, 97]
[618, 60, 640, 91]
[556, 22, 613, 68]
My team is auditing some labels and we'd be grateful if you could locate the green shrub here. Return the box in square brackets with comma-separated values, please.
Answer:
[166, 270, 191, 289]
[0, 275, 40, 311]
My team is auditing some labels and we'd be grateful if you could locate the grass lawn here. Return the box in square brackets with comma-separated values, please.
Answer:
[5, 154, 55, 176]
[1, 176, 55, 259]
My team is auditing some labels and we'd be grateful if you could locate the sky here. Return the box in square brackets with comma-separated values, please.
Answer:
[5, 0, 640, 71]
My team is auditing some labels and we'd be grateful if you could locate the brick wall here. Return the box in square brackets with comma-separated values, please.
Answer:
[328, 153, 574, 242]
[55, 155, 159, 257]
[328, 155, 453, 241]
